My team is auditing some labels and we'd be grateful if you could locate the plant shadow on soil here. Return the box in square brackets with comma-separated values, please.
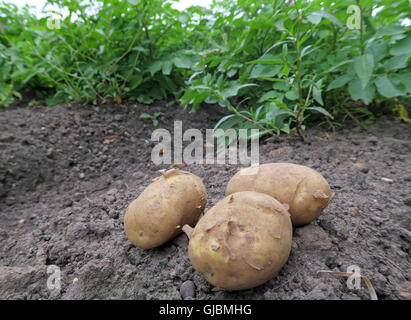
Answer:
[0, 100, 410, 300]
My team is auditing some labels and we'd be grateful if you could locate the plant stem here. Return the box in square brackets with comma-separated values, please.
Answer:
[294, 13, 305, 142]
[119, 51, 141, 97]
[226, 100, 276, 137]
[355, 0, 364, 55]
[259, 28, 270, 56]
[340, 103, 368, 130]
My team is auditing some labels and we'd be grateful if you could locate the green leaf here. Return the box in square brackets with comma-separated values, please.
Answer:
[191, 91, 210, 111]
[258, 91, 278, 102]
[214, 115, 243, 132]
[308, 106, 333, 119]
[249, 65, 281, 79]
[313, 86, 323, 106]
[248, 59, 284, 65]
[365, 40, 387, 63]
[214, 114, 236, 130]
[396, 72, 411, 93]
[273, 82, 287, 91]
[274, 109, 295, 118]
[45, 92, 67, 106]
[140, 113, 152, 119]
[257, 77, 285, 82]
[221, 83, 257, 100]
[301, 45, 316, 58]
[390, 37, 411, 56]
[324, 59, 354, 73]
[129, 74, 143, 90]
[281, 123, 291, 134]
[226, 68, 237, 77]
[327, 74, 352, 90]
[306, 11, 342, 28]
[272, 100, 289, 110]
[162, 61, 173, 75]
[132, 46, 148, 53]
[173, 56, 195, 69]
[375, 75, 402, 98]
[178, 13, 188, 24]
[285, 90, 298, 101]
[282, 43, 288, 57]
[375, 25, 406, 38]
[263, 41, 289, 56]
[283, 63, 289, 77]
[306, 13, 322, 25]
[383, 54, 409, 71]
[354, 54, 374, 88]
[264, 102, 280, 118]
[147, 61, 163, 76]
[348, 77, 375, 104]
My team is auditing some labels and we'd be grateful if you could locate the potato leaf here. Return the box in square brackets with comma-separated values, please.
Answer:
[348, 77, 375, 104]
[375, 75, 402, 98]
[354, 54, 374, 89]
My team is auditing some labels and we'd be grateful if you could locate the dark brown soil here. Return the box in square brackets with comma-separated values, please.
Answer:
[0, 101, 410, 300]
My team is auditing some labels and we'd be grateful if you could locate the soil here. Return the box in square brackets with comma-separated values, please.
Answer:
[0, 101, 410, 300]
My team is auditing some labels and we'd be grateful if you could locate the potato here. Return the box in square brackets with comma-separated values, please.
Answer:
[124, 169, 207, 249]
[186, 191, 292, 291]
[225, 163, 332, 226]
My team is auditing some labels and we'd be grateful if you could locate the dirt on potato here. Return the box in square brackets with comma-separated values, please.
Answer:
[0, 100, 410, 300]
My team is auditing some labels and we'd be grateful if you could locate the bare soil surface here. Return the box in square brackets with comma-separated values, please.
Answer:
[0, 101, 410, 300]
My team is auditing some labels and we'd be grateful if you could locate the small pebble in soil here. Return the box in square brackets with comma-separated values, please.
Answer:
[180, 280, 195, 300]
[106, 195, 116, 203]
[108, 210, 119, 219]
[403, 198, 411, 207]
[79, 173, 85, 179]
[46, 147, 54, 158]
[107, 188, 117, 195]
[360, 166, 369, 174]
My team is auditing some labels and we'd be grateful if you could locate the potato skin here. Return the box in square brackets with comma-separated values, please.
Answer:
[188, 191, 292, 291]
[225, 163, 332, 226]
[124, 170, 207, 249]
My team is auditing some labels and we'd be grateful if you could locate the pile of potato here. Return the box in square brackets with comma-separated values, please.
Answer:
[124, 163, 332, 291]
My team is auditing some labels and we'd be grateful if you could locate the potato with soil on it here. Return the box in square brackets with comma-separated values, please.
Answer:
[124, 169, 207, 249]
[184, 191, 292, 291]
[225, 163, 332, 227]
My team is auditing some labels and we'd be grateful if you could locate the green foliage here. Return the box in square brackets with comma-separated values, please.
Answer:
[140, 111, 163, 127]
[0, 0, 410, 137]
[181, 0, 410, 138]
[0, 0, 202, 106]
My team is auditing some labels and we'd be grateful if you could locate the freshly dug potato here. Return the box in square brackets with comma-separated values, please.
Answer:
[186, 191, 292, 291]
[124, 169, 207, 249]
[225, 163, 332, 226]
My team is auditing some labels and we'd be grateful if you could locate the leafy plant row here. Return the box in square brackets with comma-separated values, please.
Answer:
[0, 0, 410, 137]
